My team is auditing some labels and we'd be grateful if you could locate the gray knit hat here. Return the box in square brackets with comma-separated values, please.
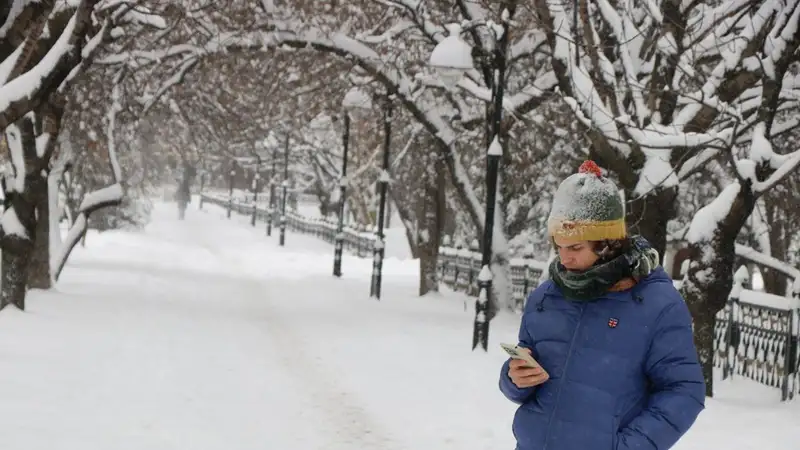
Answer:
[547, 160, 626, 241]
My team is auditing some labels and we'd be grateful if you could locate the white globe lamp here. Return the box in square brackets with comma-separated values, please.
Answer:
[429, 23, 473, 89]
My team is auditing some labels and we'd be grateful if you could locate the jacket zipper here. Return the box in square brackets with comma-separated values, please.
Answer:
[542, 302, 587, 450]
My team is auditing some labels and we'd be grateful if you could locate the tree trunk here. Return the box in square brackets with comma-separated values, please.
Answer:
[682, 234, 736, 397]
[684, 291, 717, 397]
[762, 194, 789, 295]
[418, 246, 439, 295]
[626, 186, 678, 260]
[390, 189, 419, 259]
[681, 187, 756, 397]
[0, 181, 37, 309]
[1, 118, 41, 309]
[309, 169, 333, 217]
[1, 98, 65, 305]
[417, 155, 447, 296]
[390, 140, 447, 296]
[27, 173, 51, 289]
[1, 236, 33, 309]
[349, 190, 371, 226]
[761, 238, 788, 295]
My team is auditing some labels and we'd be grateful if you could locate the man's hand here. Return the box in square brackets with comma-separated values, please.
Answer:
[508, 347, 549, 388]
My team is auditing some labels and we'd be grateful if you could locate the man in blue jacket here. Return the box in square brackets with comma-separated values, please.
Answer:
[500, 160, 705, 450]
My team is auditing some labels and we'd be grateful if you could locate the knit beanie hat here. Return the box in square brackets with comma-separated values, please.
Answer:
[547, 160, 626, 241]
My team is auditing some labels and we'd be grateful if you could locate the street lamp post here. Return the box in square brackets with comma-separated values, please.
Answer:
[279, 136, 289, 246]
[333, 111, 350, 277]
[198, 161, 206, 210]
[334, 87, 372, 278]
[430, 19, 510, 351]
[227, 166, 235, 219]
[251, 171, 261, 227]
[267, 145, 277, 236]
[370, 94, 392, 300]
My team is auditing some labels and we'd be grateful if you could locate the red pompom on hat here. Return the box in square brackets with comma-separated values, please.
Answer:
[578, 160, 603, 177]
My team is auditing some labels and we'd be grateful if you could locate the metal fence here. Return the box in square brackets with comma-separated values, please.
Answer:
[714, 285, 799, 401]
[199, 192, 800, 400]
[436, 240, 800, 401]
[200, 193, 375, 256]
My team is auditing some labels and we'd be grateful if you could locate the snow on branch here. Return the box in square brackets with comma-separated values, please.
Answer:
[58, 19, 112, 92]
[753, 149, 800, 192]
[141, 55, 199, 113]
[77, 183, 124, 212]
[673, 3, 780, 128]
[541, 1, 629, 154]
[686, 182, 741, 244]
[378, 1, 444, 44]
[0, 0, 110, 131]
[622, 121, 734, 149]
[736, 123, 800, 193]
[107, 3, 167, 29]
[685, 123, 800, 247]
[734, 243, 800, 281]
[0, 13, 79, 126]
[0, 1, 36, 41]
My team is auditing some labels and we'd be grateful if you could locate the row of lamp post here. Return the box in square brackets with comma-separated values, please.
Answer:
[262, 134, 290, 245]
[332, 18, 501, 310]
[229, 22, 492, 340]
[215, 18, 503, 351]
[331, 86, 393, 301]
[221, 136, 291, 248]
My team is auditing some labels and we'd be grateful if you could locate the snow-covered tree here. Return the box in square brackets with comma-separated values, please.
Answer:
[0, 2, 159, 309]
[94, 3, 800, 372]
[530, 0, 794, 261]
[758, 138, 800, 294]
[675, 2, 800, 395]
[59, 67, 153, 237]
[103, 0, 563, 312]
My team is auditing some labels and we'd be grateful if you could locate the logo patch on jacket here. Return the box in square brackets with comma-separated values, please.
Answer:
[608, 317, 619, 328]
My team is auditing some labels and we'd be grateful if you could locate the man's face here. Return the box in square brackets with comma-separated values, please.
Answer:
[553, 236, 599, 271]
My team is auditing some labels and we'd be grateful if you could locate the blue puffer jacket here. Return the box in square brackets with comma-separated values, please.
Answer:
[500, 267, 705, 450]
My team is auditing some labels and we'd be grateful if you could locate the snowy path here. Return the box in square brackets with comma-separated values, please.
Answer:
[0, 201, 797, 450]
[0, 203, 415, 449]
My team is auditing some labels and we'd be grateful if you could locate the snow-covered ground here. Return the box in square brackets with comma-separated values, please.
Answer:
[0, 200, 795, 449]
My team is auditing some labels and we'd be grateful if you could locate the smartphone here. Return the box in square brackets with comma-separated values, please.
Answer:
[500, 342, 542, 369]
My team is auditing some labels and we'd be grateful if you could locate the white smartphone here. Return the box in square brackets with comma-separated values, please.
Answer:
[500, 342, 542, 369]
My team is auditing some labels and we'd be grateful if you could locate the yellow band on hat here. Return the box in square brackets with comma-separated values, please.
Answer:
[548, 218, 627, 241]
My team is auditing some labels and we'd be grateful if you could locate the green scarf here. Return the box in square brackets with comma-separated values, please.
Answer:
[549, 235, 660, 301]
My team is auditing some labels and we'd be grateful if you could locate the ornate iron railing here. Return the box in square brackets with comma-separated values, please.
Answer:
[200, 193, 374, 257]
[714, 284, 799, 401]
